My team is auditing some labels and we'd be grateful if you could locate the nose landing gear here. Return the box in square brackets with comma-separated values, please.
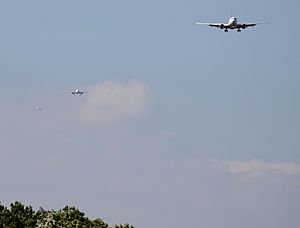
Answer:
[237, 29, 241, 32]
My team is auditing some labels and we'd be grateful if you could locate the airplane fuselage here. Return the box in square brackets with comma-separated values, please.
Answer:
[226, 17, 238, 29]
[222, 17, 250, 32]
[72, 91, 84, 95]
[71, 89, 86, 95]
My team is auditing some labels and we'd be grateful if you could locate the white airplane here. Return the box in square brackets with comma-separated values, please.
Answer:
[34, 107, 42, 111]
[196, 16, 267, 32]
[66, 89, 88, 96]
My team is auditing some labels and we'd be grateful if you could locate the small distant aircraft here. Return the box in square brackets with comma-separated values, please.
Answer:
[66, 89, 88, 96]
[34, 107, 42, 111]
[196, 16, 267, 32]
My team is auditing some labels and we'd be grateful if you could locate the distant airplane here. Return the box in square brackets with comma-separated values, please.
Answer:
[196, 16, 267, 32]
[66, 89, 88, 96]
[34, 107, 42, 111]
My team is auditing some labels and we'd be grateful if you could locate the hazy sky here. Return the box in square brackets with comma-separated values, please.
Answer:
[1, 1, 300, 227]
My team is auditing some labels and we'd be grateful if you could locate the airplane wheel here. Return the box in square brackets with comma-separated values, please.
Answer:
[224, 30, 228, 32]
[237, 30, 241, 32]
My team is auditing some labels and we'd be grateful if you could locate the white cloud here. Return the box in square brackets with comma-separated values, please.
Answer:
[80, 80, 151, 127]
[222, 159, 300, 176]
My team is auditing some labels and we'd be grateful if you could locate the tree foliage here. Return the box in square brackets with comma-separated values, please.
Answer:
[0, 201, 133, 228]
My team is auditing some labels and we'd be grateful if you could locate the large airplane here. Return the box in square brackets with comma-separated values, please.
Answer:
[196, 16, 267, 32]
[66, 89, 88, 96]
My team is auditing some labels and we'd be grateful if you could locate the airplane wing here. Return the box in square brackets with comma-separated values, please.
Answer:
[196, 22, 220, 27]
[195, 22, 229, 28]
[78, 91, 88, 95]
[64, 91, 77, 95]
[237, 22, 268, 28]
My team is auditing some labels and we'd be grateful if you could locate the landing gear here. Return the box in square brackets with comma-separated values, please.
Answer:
[224, 29, 228, 32]
[237, 29, 241, 32]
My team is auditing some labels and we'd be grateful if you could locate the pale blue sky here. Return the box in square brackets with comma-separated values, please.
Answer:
[1, 1, 300, 227]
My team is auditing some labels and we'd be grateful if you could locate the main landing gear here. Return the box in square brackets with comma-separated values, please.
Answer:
[224, 29, 242, 32]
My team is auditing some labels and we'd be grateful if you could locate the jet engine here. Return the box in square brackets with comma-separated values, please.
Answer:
[220, 24, 224, 29]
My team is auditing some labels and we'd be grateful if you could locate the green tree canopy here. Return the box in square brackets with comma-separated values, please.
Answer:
[0, 201, 133, 228]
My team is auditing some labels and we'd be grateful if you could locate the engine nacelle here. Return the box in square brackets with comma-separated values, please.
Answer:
[220, 24, 224, 29]
[242, 24, 247, 29]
